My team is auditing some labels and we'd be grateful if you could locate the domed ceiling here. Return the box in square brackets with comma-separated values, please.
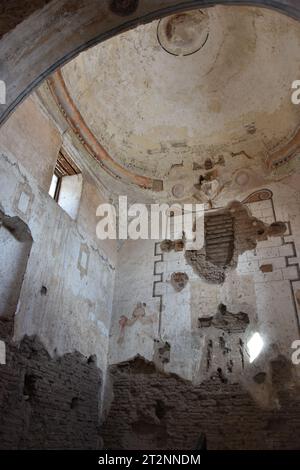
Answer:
[55, 5, 300, 203]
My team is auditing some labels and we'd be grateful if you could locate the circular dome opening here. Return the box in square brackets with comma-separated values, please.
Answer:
[157, 10, 209, 56]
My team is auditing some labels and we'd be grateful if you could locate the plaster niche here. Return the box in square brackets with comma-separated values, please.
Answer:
[153, 339, 171, 369]
[170, 272, 189, 292]
[160, 239, 184, 253]
[0, 209, 33, 339]
[157, 10, 210, 57]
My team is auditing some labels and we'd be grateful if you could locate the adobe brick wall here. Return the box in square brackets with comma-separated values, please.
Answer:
[102, 357, 300, 450]
[0, 336, 102, 449]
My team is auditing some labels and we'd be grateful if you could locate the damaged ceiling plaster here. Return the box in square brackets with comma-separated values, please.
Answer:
[157, 10, 210, 57]
[52, 5, 300, 204]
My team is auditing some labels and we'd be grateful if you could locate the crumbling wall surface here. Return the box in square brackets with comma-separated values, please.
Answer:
[109, 185, 300, 383]
[102, 357, 300, 450]
[0, 95, 117, 263]
[0, 150, 115, 371]
[185, 201, 286, 285]
[0, 336, 102, 450]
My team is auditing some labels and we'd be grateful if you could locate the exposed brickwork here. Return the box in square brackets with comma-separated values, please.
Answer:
[0, 336, 102, 449]
[0, 318, 13, 341]
[103, 357, 300, 450]
[198, 303, 249, 334]
[205, 212, 234, 267]
[185, 201, 286, 285]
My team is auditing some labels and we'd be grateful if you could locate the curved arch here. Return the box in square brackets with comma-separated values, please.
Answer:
[0, 0, 300, 128]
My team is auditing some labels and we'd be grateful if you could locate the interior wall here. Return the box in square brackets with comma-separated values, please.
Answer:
[1, 2, 300, 450]
[104, 183, 300, 449]
[0, 96, 62, 192]
[0, 96, 117, 371]
[77, 174, 117, 265]
[110, 239, 160, 364]
[0, 94, 119, 449]
[109, 183, 300, 390]
[0, 226, 32, 320]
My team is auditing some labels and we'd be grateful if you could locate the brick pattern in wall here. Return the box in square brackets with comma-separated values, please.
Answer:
[205, 212, 234, 267]
[102, 357, 300, 450]
[0, 336, 102, 449]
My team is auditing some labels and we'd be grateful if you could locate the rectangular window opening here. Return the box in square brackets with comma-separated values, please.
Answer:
[49, 150, 82, 220]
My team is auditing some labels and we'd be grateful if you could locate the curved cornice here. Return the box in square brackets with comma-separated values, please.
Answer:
[49, 68, 300, 184]
[48, 70, 163, 191]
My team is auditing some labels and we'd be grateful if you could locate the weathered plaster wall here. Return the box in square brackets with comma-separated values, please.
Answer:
[0, 94, 117, 260]
[0, 97, 117, 371]
[0, 152, 115, 370]
[77, 174, 117, 265]
[0, 226, 32, 320]
[0, 94, 120, 449]
[110, 239, 160, 364]
[105, 183, 300, 448]
[1, 3, 300, 450]
[0, 96, 62, 192]
[0, 0, 53, 39]
[109, 184, 300, 398]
